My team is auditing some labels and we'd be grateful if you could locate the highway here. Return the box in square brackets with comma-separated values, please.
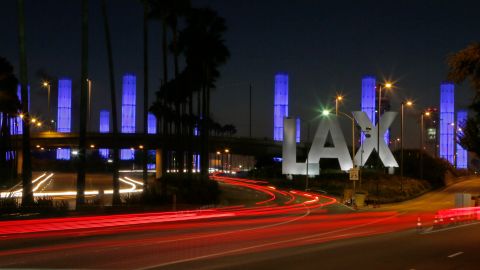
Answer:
[0, 175, 479, 269]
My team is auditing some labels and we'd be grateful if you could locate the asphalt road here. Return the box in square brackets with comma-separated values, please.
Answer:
[171, 220, 480, 270]
[0, 176, 479, 269]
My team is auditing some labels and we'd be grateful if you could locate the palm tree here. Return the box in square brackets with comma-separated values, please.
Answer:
[76, 0, 89, 208]
[102, 0, 121, 205]
[149, 0, 191, 174]
[0, 57, 20, 186]
[141, 0, 150, 195]
[179, 8, 230, 176]
[17, 0, 33, 206]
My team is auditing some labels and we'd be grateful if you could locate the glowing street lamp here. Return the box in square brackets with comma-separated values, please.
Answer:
[322, 109, 330, 116]
[335, 95, 343, 115]
[420, 111, 431, 179]
[377, 82, 393, 165]
[400, 99, 413, 190]
[42, 81, 51, 120]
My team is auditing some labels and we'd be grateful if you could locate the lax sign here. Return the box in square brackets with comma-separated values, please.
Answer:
[282, 111, 398, 176]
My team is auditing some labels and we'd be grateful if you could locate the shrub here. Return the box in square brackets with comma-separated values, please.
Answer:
[161, 174, 220, 205]
[0, 195, 19, 214]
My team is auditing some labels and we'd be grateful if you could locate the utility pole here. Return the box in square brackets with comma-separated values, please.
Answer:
[249, 83, 252, 138]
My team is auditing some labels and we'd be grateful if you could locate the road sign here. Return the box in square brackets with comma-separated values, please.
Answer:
[349, 168, 359, 181]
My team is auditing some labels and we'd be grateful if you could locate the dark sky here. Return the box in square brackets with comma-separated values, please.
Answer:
[1, 0, 480, 147]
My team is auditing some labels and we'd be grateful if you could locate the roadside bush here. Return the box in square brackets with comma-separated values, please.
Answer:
[0, 196, 19, 214]
[394, 149, 449, 188]
[161, 174, 220, 205]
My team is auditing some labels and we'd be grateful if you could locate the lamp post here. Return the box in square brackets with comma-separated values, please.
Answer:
[338, 111, 356, 196]
[450, 122, 456, 166]
[400, 100, 413, 191]
[42, 81, 51, 125]
[335, 95, 343, 116]
[420, 111, 430, 179]
[87, 78, 92, 131]
[216, 151, 221, 171]
[377, 83, 392, 166]
[225, 149, 230, 173]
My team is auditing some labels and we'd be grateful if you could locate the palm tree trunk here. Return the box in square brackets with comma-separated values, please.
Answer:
[17, 0, 33, 207]
[171, 21, 185, 173]
[201, 84, 208, 177]
[161, 22, 168, 174]
[187, 93, 193, 174]
[102, 0, 120, 205]
[142, 3, 149, 194]
[76, 0, 89, 209]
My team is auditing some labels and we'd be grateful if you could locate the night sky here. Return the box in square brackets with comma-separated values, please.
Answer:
[1, 0, 480, 147]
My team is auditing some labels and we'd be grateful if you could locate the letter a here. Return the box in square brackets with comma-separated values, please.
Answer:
[308, 115, 353, 171]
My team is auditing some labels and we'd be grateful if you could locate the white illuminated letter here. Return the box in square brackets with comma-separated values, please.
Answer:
[353, 111, 398, 167]
[282, 117, 319, 175]
[308, 115, 353, 171]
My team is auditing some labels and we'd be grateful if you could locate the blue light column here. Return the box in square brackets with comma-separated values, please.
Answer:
[99, 110, 110, 159]
[121, 74, 136, 160]
[456, 110, 468, 168]
[439, 82, 455, 164]
[10, 84, 30, 135]
[147, 113, 156, 134]
[56, 78, 72, 160]
[147, 113, 156, 169]
[361, 76, 376, 142]
[296, 117, 300, 143]
[273, 73, 288, 141]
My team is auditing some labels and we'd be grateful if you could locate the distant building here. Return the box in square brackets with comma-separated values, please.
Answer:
[423, 107, 439, 157]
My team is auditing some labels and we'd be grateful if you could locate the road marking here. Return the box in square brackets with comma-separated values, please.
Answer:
[420, 221, 480, 235]
[135, 212, 400, 270]
[448, 251, 463, 258]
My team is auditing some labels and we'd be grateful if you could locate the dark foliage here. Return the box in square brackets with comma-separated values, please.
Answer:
[448, 42, 480, 158]
[161, 174, 220, 205]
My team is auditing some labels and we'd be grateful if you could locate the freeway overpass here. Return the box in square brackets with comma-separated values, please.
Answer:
[11, 132, 308, 157]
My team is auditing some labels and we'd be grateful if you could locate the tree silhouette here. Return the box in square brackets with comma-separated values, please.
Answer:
[0, 57, 20, 185]
[448, 42, 480, 157]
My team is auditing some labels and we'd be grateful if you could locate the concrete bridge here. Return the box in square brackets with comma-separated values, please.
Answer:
[11, 132, 308, 157]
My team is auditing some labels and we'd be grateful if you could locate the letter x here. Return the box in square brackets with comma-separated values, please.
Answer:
[353, 111, 399, 167]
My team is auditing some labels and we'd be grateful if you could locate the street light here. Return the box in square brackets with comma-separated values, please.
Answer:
[335, 95, 343, 116]
[338, 111, 357, 196]
[225, 149, 231, 172]
[400, 99, 413, 191]
[449, 122, 456, 166]
[42, 81, 51, 121]
[87, 78, 92, 131]
[420, 111, 431, 179]
[377, 82, 393, 165]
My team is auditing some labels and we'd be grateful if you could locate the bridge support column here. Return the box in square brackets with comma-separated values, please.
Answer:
[16, 150, 23, 175]
[155, 149, 163, 179]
